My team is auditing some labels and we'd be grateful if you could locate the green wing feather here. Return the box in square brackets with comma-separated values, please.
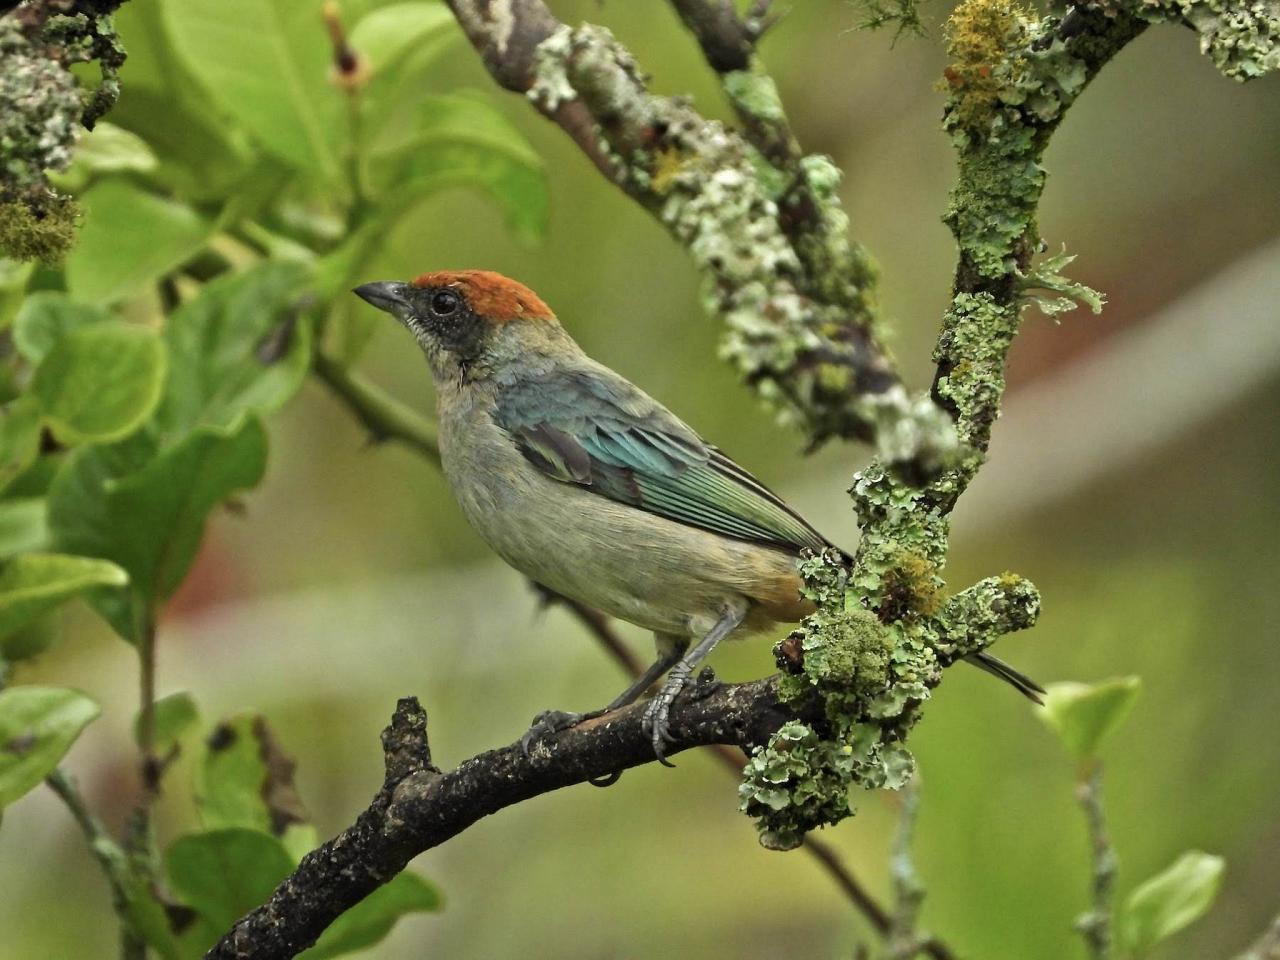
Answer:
[493, 365, 828, 554]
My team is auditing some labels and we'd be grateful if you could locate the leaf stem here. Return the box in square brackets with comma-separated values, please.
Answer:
[1075, 763, 1117, 960]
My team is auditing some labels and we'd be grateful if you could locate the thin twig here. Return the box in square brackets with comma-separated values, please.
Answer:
[886, 778, 928, 960]
[311, 351, 441, 465]
[46, 769, 145, 960]
[1075, 764, 1117, 960]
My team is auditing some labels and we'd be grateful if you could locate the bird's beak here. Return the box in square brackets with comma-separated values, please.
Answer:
[352, 280, 412, 317]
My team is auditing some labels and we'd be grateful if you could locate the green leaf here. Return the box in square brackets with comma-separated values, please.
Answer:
[112, 0, 260, 202]
[134, 691, 199, 752]
[0, 497, 48, 559]
[165, 828, 294, 936]
[1122, 851, 1225, 956]
[161, 0, 345, 180]
[0, 553, 128, 641]
[365, 92, 549, 244]
[65, 180, 213, 305]
[350, 3, 456, 78]
[196, 712, 308, 843]
[12, 293, 110, 365]
[0, 258, 34, 331]
[301, 872, 442, 960]
[159, 262, 313, 436]
[0, 686, 100, 808]
[0, 396, 43, 494]
[0, 615, 58, 663]
[49, 122, 158, 192]
[47, 418, 268, 640]
[196, 713, 272, 834]
[1039, 676, 1141, 762]
[32, 323, 168, 446]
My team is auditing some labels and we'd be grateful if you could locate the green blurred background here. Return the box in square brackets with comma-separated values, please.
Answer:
[3, 1, 1279, 957]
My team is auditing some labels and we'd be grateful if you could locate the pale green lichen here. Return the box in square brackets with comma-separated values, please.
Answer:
[741, 539, 1037, 847]
[1143, 0, 1279, 80]
[722, 70, 785, 122]
[0, 18, 82, 193]
[529, 23, 960, 469]
[527, 24, 576, 111]
[1020, 245, 1105, 320]
[0, 8, 127, 262]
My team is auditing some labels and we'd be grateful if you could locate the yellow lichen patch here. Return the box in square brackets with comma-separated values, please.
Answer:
[650, 146, 688, 196]
[941, 0, 1033, 131]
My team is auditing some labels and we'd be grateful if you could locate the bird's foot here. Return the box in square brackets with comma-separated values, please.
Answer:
[520, 708, 621, 788]
[519, 708, 598, 756]
[641, 664, 693, 767]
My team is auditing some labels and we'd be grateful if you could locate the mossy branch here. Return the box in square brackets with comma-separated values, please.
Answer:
[444, 0, 959, 473]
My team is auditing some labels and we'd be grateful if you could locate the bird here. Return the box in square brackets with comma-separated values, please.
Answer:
[353, 270, 1043, 764]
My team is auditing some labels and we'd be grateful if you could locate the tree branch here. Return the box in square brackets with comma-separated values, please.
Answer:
[443, 0, 957, 472]
[206, 682, 810, 959]
[538, 583, 957, 960]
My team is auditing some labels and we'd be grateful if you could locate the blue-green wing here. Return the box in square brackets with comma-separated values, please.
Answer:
[493, 366, 827, 553]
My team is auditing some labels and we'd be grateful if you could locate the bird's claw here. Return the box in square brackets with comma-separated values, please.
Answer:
[641, 668, 691, 767]
[520, 708, 590, 756]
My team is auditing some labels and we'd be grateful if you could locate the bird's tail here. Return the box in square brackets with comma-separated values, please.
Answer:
[965, 651, 1045, 704]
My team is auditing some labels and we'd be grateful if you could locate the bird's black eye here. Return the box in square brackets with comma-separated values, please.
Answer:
[430, 289, 461, 317]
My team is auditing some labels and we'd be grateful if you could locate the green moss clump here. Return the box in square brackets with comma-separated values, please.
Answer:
[0, 191, 79, 263]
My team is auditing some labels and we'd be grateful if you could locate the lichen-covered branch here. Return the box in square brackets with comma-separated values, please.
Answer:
[0, 0, 129, 261]
[444, 0, 958, 472]
[736, 0, 1160, 848]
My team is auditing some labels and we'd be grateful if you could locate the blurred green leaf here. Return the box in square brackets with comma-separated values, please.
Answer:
[165, 828, 294, 937]
[0, 615, 58, 663]
[47, 418, 268, 640]
[32, 324, 167, 446]
[0, 258, 34, 330]
[1122, 851, 1225, 956]
[0, 396, 43, 494]
[301, 872, 443, 959]
[112, 0, 260, 201]
[0, 686, 100, 808]
[49, 123, 158, 193]
[65, 180, 213, 305]
[162, 0, 345, 180]
[365, 91, 548, 244]
[135, 691, 200, 752]
[1039, 676, 1141, 762]
[12, 293, 110, 365]
[0, 498, 48, 559]
[0, 553, 128, 643]
[159, 262, 313, 436]
[350, 3, 456, 77]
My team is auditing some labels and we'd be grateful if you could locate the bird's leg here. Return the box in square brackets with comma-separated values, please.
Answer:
[604, 635, 689, 711]
[519, 637, 688, 758]
[642, 603, 746, 767]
